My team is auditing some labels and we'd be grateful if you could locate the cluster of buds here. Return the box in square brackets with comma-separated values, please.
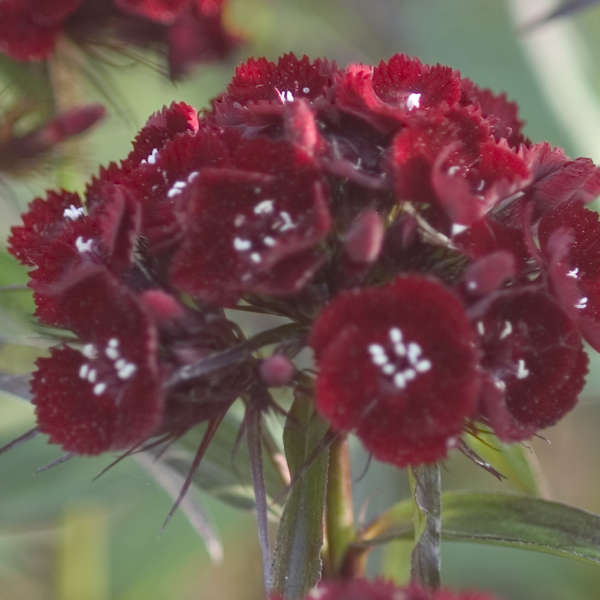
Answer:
[0, 0, 241, 77]
[8, 51, 600, 483]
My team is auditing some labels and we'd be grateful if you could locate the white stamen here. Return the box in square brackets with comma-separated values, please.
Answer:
[403, 368, 416, 381]
[118, 363, 137, 380]
[81, 344, 97, 359]
[416, 359, 432, 373]
[187, 171, 199, 183]
[254, 199, 274, 215]
[75, 236, 93, 253]
[407, 342, 422, 364]
[143, 148, 159, 165]
[108, 338, 119, 347]
[250, 252, 262, 264]
[368, 344, 385, 355]
[167, 180, 187, 198]
[516, 359, 530, 380]
[93, 382, 107, 396]
[115, 358, 127, 370]
[495, 379, 507, 391]
[447, 166, 461, 176]
[382, 364, 396, 375]
[87, 369, 97, 383]
[499, 320, 513, 340]
[279, 211, 296, 232]
[393, 372, 406, 388]
[105, 346, 120, 360]
[451, 223, 467, 236]
[389, 327, 402, 343]
[575, 296, 589, 309]
[372, 353, 389, 366]
[406, 92, 421, 110]
[63, 205, 84, 221]
[79, 364, 89, 379]
[567, 267, 580, 279]
[476, 321, 485, 336]
[302, 87, 310, 94]
[233, 237, 252, 251]
[393, 343, 406, 357]
[264, 236, 276, 247]
[234, 214, 245, 227]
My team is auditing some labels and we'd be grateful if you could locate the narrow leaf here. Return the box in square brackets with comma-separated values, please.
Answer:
[0, 372, 32, 402]
[464, 430, 545, 496]
[522, 0, 599, 32]
[155, 408, 287, 512]
[357, 492, 600, 566]
[272, 389, 329, 600]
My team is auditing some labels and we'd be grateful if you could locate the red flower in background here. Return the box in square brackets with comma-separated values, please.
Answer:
[0, 0, 241, 77]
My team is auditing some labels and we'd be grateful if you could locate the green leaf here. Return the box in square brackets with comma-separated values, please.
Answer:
[464, 429, 545, 496]
[272, 389, 329, 600]
[357, 492, 600, 566]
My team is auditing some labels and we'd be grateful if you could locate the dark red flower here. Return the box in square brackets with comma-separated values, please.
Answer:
[391, 108, 530, 232]
[170, 134, 331, 303]
[336, 54, 461, 129]
[310, 276, 480, 466]
[31, 270, 162, 454]
[538, 200, 600, 350]
[474, 290, 587, 441]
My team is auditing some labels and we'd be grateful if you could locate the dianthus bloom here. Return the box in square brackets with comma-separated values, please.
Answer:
[301, 579, 499, 600]
[0, 0, 241, 77]
[9, 53, 599, 475]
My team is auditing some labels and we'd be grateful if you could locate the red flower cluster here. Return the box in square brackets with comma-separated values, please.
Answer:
[0, 0, 240, 77]
[302, 579, 499, 600]
[9, 53, 599, 470]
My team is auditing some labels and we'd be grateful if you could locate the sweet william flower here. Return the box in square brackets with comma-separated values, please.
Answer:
[309, 276, 481, 466]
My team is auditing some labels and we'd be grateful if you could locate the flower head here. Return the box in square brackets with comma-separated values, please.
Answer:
[8, 52, 599, 479]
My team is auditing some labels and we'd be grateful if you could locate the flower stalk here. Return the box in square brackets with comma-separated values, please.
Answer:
[325, 436, 355, 576]
[409, 463, 442, 590]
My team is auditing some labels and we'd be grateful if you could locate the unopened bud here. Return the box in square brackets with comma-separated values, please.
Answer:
[344, 209, 384, 264]
[259, 354, 295, 387]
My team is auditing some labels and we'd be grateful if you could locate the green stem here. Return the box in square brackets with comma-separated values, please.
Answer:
[325, 436, 355, 576]
[409, 463, 442, 590]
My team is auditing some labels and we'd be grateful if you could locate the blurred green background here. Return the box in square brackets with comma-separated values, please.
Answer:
[3, 1, 600, 598]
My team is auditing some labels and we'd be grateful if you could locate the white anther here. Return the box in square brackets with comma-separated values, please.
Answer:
[254, 200, 274, 215]
[93, 382, 107, 396]
[63, 205, 84, 220]
[81, 344, 97, 359]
